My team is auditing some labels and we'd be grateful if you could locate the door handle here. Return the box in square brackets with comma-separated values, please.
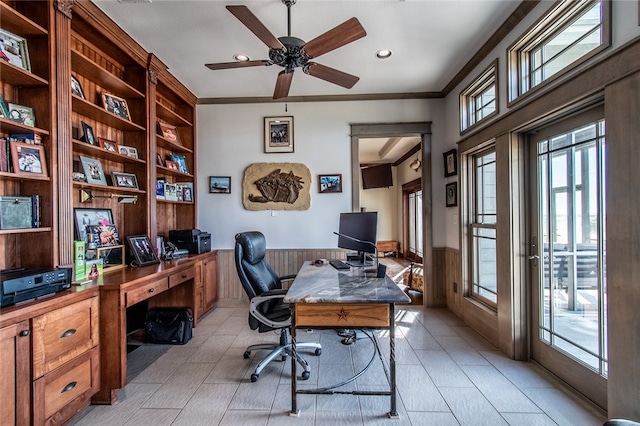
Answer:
[528, 255, 540, 260]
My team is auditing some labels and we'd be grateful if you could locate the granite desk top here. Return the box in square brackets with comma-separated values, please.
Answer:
[284, 261, 411, 304]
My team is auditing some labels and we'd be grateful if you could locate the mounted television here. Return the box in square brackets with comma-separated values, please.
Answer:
[337, 212, 378, 266]
[361, 163, 393, 189]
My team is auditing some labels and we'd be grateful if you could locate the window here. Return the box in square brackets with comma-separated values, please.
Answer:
[403, 180, 423, 262]
[508, 0, 609, 102]
[468, 148, 497, 306]
[460, 61, 497, 132]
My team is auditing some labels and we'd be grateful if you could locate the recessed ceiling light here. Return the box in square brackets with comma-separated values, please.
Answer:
[376, 49, 392, 59]
[233, 54, 250, 62]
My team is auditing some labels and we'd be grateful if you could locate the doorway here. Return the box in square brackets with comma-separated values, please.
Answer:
[350, 122, 432, 304]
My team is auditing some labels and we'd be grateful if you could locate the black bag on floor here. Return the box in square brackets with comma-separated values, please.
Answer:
[145, 307, 193, 345]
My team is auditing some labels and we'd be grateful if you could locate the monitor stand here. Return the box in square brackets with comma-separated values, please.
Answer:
[346, 251, 373, 268]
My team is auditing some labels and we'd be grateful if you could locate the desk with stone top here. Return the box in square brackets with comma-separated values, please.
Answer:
[284, 261, 410, 418]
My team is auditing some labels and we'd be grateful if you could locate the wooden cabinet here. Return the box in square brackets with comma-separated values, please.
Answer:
[0, 288, 99, 426]
[0, 0, 55, 271]
[0, 320, 30, 425]
[202, 251, 218, 313]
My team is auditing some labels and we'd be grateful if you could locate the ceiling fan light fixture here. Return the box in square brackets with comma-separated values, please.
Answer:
[233, 54, 251, 62]
[376, 49, 392, 59]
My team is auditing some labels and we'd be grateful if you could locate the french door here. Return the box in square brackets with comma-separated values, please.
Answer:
[528, 107, 607, 407]
[403, 179, 422, 262]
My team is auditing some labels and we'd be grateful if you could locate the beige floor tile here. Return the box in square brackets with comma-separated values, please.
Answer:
[122, 408, 180, 425]
[407, 411, 462, 426]
[171, 383, 238, 425]
[396, 364, 450, 412]
[414, 349, 475, 388]
[142, 362, 214, 409]
[439, 387, 508, 426]
[219, 409, 270, 425]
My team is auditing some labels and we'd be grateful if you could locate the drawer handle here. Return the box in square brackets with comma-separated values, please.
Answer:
[61, 381, 77, 393]
[149, 288, 155, 293]
[181, 274, 187, 279]
[61, 329, 76, 338]
[19, 330, 30, 337]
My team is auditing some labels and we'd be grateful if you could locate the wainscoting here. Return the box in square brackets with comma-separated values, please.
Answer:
[216, 248, 348, 305]
[215, 247, 459, 309]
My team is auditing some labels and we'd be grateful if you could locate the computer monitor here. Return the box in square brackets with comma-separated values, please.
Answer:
[337, 212, 378, 266]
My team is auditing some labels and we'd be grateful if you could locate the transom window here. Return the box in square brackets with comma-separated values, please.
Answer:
[468, 148, 497, 306]
[460, 61, 497, 132]
[508, 0, 609, 102]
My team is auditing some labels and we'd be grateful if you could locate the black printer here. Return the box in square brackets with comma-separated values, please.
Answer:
[168, 229, 211, 255]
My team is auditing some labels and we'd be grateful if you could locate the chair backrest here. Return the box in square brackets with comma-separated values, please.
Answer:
[234, 231, 282, 301]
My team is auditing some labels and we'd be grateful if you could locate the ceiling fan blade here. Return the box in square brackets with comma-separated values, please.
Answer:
[305, 63, 359, 89]
[226, 5, 285, 50]
[273, 70, 294, 100]
[303, 17, 366, 59]
[205, 60, 270, 70]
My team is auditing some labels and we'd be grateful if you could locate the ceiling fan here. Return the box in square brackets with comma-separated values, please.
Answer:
[205, 0, 367, 100]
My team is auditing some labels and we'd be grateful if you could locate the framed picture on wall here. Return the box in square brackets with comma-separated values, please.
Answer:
[446, 182, 458, 207]
[264, 116, 294, 153]
[443, 148, 458, 177]
[209, 176, 231, 194]
[318, 174, 342, 193]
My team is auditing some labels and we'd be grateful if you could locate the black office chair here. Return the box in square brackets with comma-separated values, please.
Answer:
[234, 231, 321, 382]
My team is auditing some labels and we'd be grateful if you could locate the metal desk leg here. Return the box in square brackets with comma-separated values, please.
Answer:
[289, 304, 300, 416]
[388, 303, 399, 419]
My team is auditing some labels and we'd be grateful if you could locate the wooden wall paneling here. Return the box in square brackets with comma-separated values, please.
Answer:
[604, 70, 640, 421]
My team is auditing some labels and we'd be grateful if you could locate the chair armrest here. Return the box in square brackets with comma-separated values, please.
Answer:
[250, 292, 291, 329]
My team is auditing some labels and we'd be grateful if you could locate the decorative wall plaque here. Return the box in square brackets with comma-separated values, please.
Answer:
[242, 163, 311, 211]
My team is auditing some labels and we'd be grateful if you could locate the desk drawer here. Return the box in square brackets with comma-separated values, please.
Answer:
[126, 278, 169, 307]
[33, 346, 99, 425]
[169, 267, 195, 288]
[31, 296, 99, 378]
[295, 303, 389, 328]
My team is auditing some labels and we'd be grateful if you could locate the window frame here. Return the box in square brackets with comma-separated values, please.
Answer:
[460, 59, 499, 134]
[507, 0, 611, 106]
[467, 146, 498, 308]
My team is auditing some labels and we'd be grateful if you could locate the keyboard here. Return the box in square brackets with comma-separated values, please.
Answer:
[329, 260, 351, 270]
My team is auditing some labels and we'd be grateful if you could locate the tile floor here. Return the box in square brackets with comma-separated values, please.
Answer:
[69, 306, 607, 426]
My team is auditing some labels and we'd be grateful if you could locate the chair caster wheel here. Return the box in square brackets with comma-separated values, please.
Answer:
[314, 348, 322, 356]
[301, 371, 310, 380]
[243, 351, 251, 359]
[251, 373, 259, 382]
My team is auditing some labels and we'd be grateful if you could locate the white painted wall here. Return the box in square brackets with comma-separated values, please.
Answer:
[197, 99, 439, 249]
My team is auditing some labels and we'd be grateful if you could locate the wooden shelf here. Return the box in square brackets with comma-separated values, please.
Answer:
[0, 171, 51, 182]
[156, 102, 192, 127]
[0, 62, 48, 87]
[0, 227, 52, 236]
[71, 50, 145, 99]
[72, 96, 145, 132]
[72, 139, 146, 164]
[157, 199, 194, 205]
[73, 181, 146, 195]
[0, 118, 49, 136]
[155, 134, 193, 154]
[156, 165, 194, 179]
[0, 2, 48, 36]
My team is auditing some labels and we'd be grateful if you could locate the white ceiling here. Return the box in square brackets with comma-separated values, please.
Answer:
[94, 0, 521, 101]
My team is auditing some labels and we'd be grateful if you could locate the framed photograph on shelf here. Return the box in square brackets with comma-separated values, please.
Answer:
[10, 142, 47, 177]
[117, 145, 138, 159]
[71, 75, 85, 99]
[112, 171, 139, 189]
[318, 174, 342, 193]
[156, 153, 166, 167]
[98, 137, 117, 152]
[164, 183, 178, 201]
[80, 121, 97, 146]
[443, 149, 458, 177]
[209, 176, 231, 194]
[79, 155, 107, 186]
[7, 103, 35, 127]
[158, 122, 180, 144]
[86, 224, 119, 248]
[127, 235, 160, 267]
[446, 182, 458, 207]
[101, 92, 131, 121]
[73, 207, 114, 243]
[264, 116, 294, 153]
[165, 160, 179, 171]
[179, 183, 194, 202]
[169, 154, 188, 174]
[156, 178, 166, 200]
[0, 29, 30, 71]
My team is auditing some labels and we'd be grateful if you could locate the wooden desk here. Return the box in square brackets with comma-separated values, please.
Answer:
[284, 262, 410, 418]
[90, 252, 217, 404]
